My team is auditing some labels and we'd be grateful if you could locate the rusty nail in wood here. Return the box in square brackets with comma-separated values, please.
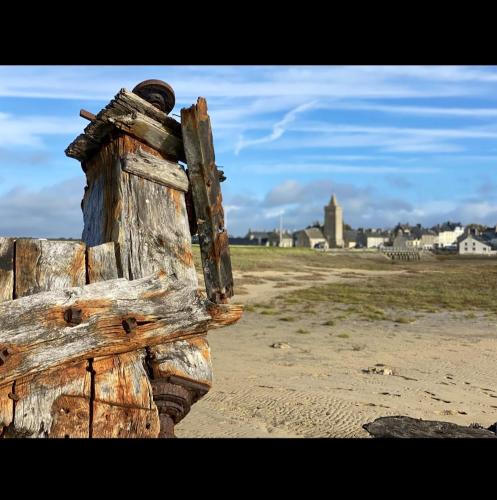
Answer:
[122, 317, 138, 334]
[64, 308, 83, 325]
[8, 392, 19, 402]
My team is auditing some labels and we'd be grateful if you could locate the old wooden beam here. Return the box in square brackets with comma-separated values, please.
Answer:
[0, 271, 241, 386]
[121, 149, 189, 193]
[80, 109, 97, 122]
[105, 113, 185, 162]
[363, 416, 497, 438]
[66, 89, 184, 163]
[181, 97, 234, 303]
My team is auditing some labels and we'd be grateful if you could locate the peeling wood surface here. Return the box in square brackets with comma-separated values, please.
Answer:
[87, 242, 120, 282]
[14, 361, 91, 438]
[0, 238, 14, 302]
[92, 399, 159, 438]
[65, 89, 184, 163]
[150, 337, 212, 387]
[49, 394, 90, 438]
[0, 383, 14, 436]
[92, 352, 156, 411]
[0, 272, 243, 386]
[181, 97, 234, 303]
[107, 113, 185, 162]
[122, 149, 189, 192]
[15, 239, 86, 297]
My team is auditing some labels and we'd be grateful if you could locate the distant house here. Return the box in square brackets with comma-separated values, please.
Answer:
[245, 229, 293, 247]
[393, 235, 420, 248]
[458, 234, 497, 256]
[293, 227, 328, 249]
[419, 231, 437, 249]
[266, 231, 294, 248]
[344, 230, 358, 248]
[246, 230, 271, 245]
[356, 229, 390, 248]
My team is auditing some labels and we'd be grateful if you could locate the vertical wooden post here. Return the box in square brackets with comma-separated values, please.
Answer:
[68, 83, 215, 437]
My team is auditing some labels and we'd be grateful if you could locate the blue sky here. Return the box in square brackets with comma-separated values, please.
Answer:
[0, 65, 497, 238]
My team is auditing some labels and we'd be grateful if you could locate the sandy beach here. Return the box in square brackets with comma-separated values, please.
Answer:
[177, 255, 497, 437]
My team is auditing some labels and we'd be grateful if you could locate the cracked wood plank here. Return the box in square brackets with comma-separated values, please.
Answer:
[181, 97, 234, 303]
[10, 239, 90, 438]
[0, 271, 240, 386]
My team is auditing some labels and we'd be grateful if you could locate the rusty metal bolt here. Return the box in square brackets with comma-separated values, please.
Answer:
[0, 348, 10, 366]
[64, 307, 83, 326]
[7, 392, 19, 402]
[122, 317, 138, 334]
[132, 80, 175, 115]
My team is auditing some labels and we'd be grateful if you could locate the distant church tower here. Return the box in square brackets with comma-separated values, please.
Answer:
[324, 194, 344, 248]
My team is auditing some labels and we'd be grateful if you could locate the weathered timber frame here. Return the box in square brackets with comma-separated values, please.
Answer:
[0, 82, 241, 438]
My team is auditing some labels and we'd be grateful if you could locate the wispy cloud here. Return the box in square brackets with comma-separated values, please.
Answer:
[234, 101, 318, 154]
[0, 112, 81, 148]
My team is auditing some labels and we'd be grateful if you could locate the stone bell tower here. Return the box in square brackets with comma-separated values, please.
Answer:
[324, 194, 344, 248]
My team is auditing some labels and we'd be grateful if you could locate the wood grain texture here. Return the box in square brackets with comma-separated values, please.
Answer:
[181, 97, 234, 303]
[122, 149, 189, 192]
[81, 134, 200, 437]
[87, 242, 120, 282]
[9, 239, 89, 438]
[0, 238, 14, 302]
[65, 89, 184, 163]
[92, 399, 160, 438]
[107, 113, 185, 162]
[363, 416, 497, 438]
[15, 239, 86, 297]
[0, 383, 14, 436]
[14, 360, 91, 438]
[0, 238, 15, 433]
[149, 337, 212, 387]
[0, 272, 242, 385]
[87, 241, 160, 436]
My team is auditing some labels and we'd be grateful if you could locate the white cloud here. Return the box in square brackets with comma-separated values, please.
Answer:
[0, 112, 81, 148]
[234, 101, 318, 154]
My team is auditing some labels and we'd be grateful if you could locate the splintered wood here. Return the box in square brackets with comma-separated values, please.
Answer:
[181, 98, 234, 304]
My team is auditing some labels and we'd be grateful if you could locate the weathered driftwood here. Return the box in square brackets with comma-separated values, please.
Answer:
[0, 271, 241, 386]
[181, 97, 234, 303]
[65, 89, 184, 163]
[0, 238, 14, 302]
[121, 149, 189, 193]
[363, 416, 497, 438]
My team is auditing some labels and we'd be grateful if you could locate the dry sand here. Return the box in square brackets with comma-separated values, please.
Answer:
[176, 267, 497, 437]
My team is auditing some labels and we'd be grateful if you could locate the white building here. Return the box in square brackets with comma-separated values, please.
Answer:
[458, 234, 497, 256]
[437, 226, 464, 248]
